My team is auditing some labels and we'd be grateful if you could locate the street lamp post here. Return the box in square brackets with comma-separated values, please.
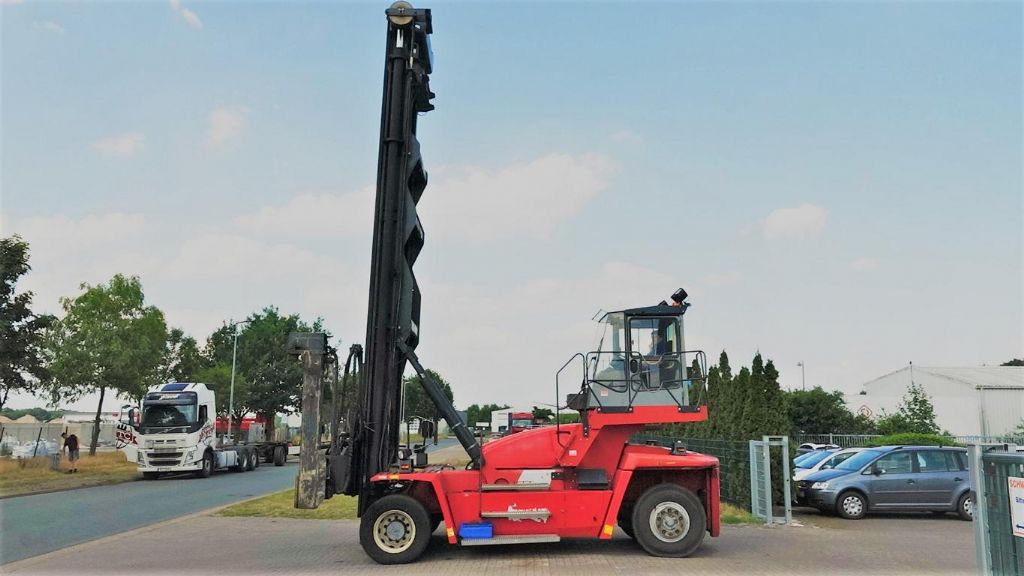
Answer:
[228, 320, 251, 443]
[797, 361, 806, 391]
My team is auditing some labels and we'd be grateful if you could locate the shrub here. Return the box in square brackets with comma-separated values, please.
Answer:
[864, 433, 962, 447]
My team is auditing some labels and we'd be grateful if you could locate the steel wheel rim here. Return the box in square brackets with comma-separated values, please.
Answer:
[649, 502, 690, 543]
[843, 495, 863, 516]
[373, 509, 416, 554]
[964, 496, 973, 518]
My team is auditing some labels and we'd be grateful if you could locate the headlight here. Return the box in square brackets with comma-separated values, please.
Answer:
[811, 481, 830, 490]
[184, 449, 196, 462]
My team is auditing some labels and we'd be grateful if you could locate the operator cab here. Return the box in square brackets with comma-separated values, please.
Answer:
[569, 291, 706, 413]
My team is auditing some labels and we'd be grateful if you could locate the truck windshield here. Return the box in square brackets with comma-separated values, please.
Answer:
[141, 393, 198, 429]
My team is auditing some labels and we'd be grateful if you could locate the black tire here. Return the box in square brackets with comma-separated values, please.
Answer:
[195, 451, 214, 478]
[273, 446, 287, 466]
[836, 490, 867, 520]
[244, 449, 255, 471]
[956, 492, 974, 521]
[143, 472, 161, 480]
[631, 484, 706, 558]
[618, 505, 635, 539]
[359, 494, 431, 565]
[232, 451, 246, 472]
[252, 448, 261, 469]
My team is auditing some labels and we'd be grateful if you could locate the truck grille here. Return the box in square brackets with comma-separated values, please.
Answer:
[146, 452, 183, 466]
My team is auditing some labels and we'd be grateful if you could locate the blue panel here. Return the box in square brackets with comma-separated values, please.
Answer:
[161, 383, 188, 391]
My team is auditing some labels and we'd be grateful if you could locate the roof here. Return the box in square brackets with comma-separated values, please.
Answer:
[863, 366, 1024, 391]
[607, 304, 689, 318]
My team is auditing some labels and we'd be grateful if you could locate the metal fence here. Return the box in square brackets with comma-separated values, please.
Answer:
[971, 443, 1024, 575]
[796, 433, 1024, 448]
[637, 435, 753, 510]
[1, 422, 117, 448]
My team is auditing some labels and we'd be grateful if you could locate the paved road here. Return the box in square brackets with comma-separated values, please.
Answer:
[6, 511, 975, 575]
[0, 462, 298, 564]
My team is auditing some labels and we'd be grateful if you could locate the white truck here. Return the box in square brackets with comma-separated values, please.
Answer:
[115, 382, 290, 479]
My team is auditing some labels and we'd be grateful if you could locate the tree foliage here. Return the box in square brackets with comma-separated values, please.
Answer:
[0, 235, 54, 410]
[532, 406, 554, 422]
[1003, 359, 1024, 367]
[44, 274, 167, 454]
[875, 381, 939, 435]
[464, 403, 509, 428]
[785, 386, 877, 435]
[159, 328, 206, 384]
[402, 368, 454, 421]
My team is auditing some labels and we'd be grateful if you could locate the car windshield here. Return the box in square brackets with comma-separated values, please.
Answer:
[822, 451, 859, 468]
[795, 450, 835, 468]
[836, 449, 883, 471]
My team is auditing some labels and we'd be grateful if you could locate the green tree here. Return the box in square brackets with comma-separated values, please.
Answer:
[785, 386, 878, 435]
[402, 368, 454, 421]
[876, 382, 939, 435]
[159, 328, 206, 384]
[1003, 359, 1024, 367]
[1, 407, 64, 421]
[531, 406, 554, 421]
[464, 403, 509, 428]
[0, 235, 54, 410]
[204, 308, 324, 440]
[45, 274, 168, 454]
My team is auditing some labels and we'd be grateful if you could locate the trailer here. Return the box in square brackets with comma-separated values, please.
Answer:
[115, 382, 290, 479]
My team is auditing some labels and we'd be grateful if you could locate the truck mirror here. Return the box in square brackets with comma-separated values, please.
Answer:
[629, 358, 640, 374]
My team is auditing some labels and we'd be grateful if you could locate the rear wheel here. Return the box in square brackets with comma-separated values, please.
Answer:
[245, 449, 255, 471]
[274, 446, 287, 466]
[232, 451, 246, 472]
[360, 494, 431, 564]
[631, 484, 705, 557]
[957, 492, 974, 521]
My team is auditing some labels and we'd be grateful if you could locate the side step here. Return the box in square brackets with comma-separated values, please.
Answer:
[460, 534, 561, 546]
[481, 508, 551, 521]
[481, 483, 549, 492]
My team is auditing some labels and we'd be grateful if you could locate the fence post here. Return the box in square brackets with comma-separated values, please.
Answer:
[31, 426, 43, 458]
[780, 435, 792, 525]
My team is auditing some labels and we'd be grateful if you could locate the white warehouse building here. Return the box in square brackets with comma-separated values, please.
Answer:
[850, 366, 1024, 437]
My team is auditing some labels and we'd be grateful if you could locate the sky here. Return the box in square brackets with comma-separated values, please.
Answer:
[2, 1, 1021, 414]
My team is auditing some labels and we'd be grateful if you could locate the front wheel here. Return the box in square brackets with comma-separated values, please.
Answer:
[360, 494, 431, 565]
[836, 491, 867, 520]
[957, 492, 974, 521]
[194, 451, 214, 478]
[631, 484, 706, 557]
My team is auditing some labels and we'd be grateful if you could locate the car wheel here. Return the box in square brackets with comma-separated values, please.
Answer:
[836, 491, 867, 520]
[631, 484, 706, 557]
[360, 494, 431, 564]
[957, 492, 974, 521]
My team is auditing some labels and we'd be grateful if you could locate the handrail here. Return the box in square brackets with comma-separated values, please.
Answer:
[554, 352, 586, 448]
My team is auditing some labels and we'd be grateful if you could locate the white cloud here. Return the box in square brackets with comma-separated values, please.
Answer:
[205, 107, 248, 147]
[610, 129, 643, 146]
[170, 0, 202, 29]
[90, 132, 145, 157]
[762, 203, 828, 240]
[851, 257, 878, 271]
[37, 21, 65, 34]
[423, 153, 618, 241]
[231, 186, 375, 238]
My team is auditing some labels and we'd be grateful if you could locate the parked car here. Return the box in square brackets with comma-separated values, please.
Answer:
[796, 442, 841, 455]
[794, 447, 864, 482]
[797, 445, 972, 520]
[792, 449, 839, 475]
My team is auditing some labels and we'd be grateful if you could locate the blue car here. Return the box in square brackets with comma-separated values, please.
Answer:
[797, 445, 972, 520]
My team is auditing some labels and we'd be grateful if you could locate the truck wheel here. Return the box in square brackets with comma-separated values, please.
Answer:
[252, 449, 261, 469]
[360, 494, 431, 564]
[245, 449, 256, 471]
[143, 472, 161, 480]
[273, 446, 286, 466]
[194, 451, 214, 478]
[232, 451, 246, 472]
[631, 484, 706, 558]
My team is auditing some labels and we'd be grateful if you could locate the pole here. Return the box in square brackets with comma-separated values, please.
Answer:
[229, 328, 238, 444]
[296, 350, 325, 509]
[802, 363, 805, 391]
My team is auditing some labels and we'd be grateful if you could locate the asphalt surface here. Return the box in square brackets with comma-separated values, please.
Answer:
[0, 461, 298, 564]
[4, 511, 975, 575]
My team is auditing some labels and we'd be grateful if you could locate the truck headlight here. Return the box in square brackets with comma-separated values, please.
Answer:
[811, 481, 830, 490]
[184, 448, 196, 462]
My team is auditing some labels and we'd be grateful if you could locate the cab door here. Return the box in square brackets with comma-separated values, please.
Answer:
[115, 405, 139, 463]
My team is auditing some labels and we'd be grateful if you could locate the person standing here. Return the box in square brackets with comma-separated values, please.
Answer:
[61, 432, 80, 473]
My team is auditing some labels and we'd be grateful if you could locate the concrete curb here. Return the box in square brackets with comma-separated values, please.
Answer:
[1, 491, 284, 571]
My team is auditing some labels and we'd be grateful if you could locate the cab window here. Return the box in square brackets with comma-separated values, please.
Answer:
[915, 450, 950, 473]
[874, 452, 912, 474]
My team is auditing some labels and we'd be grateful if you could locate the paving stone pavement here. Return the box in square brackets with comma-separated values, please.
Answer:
[4, 512, 975, 576]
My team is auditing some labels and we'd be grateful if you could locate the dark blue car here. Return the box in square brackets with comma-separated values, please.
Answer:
[796, 445, 972, 520]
